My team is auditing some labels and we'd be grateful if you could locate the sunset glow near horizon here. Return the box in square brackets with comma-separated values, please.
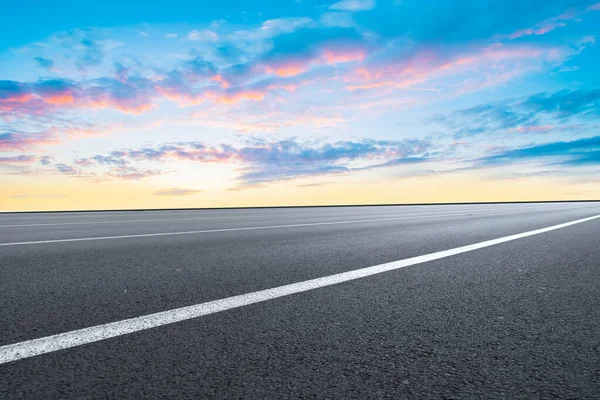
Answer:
[1, 0, 600, 211]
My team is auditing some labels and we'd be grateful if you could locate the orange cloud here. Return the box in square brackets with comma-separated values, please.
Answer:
[155, 86, 204, 106]
[508, 125, 556, 133]
[345, 44, 557, 92]
[264, 63, 310, 77]
[322, 49, 366, 65]
[84, 99, 154, 114]
[0, 93, 34, 103]
[211, 75, 230, 89]
[346, 81, 394, 91]
[157, 86, 266, 106]
[44, 93, 75, 105]
[209, 90, 265, 103]
[507, 22, 567, 39]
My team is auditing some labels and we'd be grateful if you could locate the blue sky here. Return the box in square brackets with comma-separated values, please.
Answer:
[1, 0, 600, 210]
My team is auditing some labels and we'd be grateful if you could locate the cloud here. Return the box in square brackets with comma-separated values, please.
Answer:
[8, 192, 65, 199]
[0, 130, 61, 151]
[347, 42, 562, 93]
[165, 33, 178, 38]
[477, 135, 600, 167]
[320, 12, 356, 28]
[329, 0, 375, 12]
[3, 9, 579, 121]
[188, 29, 218, 41]
[182, 57, 218, 79]
[498, 2, 600, 40]
[26, 29, 112, 73]
[33, 30, 111, 71]
[34, 57, 55, 70]
[71, 137, 432, 185]
[433, 87, 600, 139]
[91, 154, 129, 165]
[521, 88, 600, 118]
[49, 162, 165, 181]
[296, 182, 331, 187]
[0, 124, 108, 151]
[75, 35, 107, 71]
[152, 188, 202, 196]
[0, 77, 155, 115]
[0, 155, 38, 164]
[55, 163, 80, 175]
[1, 1, 592, 170]
[106, 166, 165, 180]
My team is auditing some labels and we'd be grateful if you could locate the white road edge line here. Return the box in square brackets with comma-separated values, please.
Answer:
[1, 214, 598, 364]
[0, 209, 590, 246]
[0, 207, 568, 228]
[0, 203, 584, 220]
[0, 212, 501, 246]
[0, 214, 280, 228]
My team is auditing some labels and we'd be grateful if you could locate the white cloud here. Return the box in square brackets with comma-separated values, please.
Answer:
[329, 0, 375, 12]
[260, 17, 314, 34]
[165, 33, 178, 39]
[152, 188, 201, 196]
[320, 12, 355, 27]
[188, 29, 219, 41]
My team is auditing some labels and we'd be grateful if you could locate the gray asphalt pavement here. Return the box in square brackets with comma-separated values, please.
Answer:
[1, 202, 600, 398]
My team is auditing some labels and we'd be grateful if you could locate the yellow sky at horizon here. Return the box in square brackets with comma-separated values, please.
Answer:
[2, 171, 598, 212]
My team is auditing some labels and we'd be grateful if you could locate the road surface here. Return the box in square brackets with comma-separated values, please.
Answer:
[1, 202, 600, 398]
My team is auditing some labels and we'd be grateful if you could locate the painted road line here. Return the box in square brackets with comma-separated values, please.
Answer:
[0, 212, 479, 245]
[0, 209, 582, 246]
[0, 203, 586, 221]
[0, 206, 568, 228]
[0, 215, 277, 228]
[0, 214, 598, 364]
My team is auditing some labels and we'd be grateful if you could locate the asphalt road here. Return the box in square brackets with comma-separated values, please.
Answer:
[1, 202, 600, 398]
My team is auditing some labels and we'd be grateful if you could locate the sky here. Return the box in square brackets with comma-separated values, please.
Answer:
[1, 0, 600, 211]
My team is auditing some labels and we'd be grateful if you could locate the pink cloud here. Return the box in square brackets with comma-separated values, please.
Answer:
[501, 3, 600, 40]
[211, 74, 230, 89]
[346, 81, 395, 91]
[75, 158, 96, 167]
[43, 93, 75, 105]
[0, 93, 35, 104]
[0, 130, 62, 151]
[345, 44, 559, 92]
[155, 86, 204, 106]
[264, 61, 311, 77]
[508, 125, 556, 133]
[321, 48, 366, 65]
[0, 155, 39, 164]
[507, 22, 567, 39]
[209, 90, 265, 103]
[156, 86, 265, 106]
[263, 45, 369, 78]
[508, 124, 585, 133]
[0, 79, 155, 116]
[0, 123, 121, 152]
[83, 99, 154, 114]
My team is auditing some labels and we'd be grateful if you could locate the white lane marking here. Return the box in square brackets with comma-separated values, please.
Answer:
[0, 207, 565, 228]
[0, 212, 476, 246]
[0, 208, 583, 246]
[0, 215, 272, 228]
[0, 214, 598, 364]
[0, 203, 587, 220]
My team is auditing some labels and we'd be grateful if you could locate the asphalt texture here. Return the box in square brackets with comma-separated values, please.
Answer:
[1, 202, 600, 398]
